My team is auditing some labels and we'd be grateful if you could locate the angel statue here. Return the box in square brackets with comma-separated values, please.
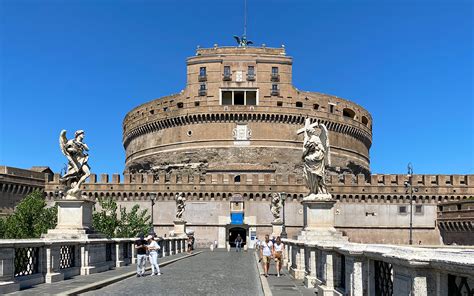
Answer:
[175, 192, 186, 221]
[270, 193, 283, 223]
[59, 130, 91, 198]
[301, 118, 332, 200]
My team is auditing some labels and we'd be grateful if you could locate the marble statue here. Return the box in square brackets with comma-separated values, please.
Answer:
[300, 118, 332, 201]
[270, 193, 283, 223]
[175, 192, 186, 220]
[59, 130, 91, 198]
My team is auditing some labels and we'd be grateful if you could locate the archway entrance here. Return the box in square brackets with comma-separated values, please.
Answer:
[227, 226, 247, 248]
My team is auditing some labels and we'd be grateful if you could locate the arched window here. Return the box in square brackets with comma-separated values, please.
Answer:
[362, 116, 369, 126]
[343, 108, 356, 119]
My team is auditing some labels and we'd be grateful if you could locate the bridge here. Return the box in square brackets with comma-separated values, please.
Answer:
[0, 236, 473, 295]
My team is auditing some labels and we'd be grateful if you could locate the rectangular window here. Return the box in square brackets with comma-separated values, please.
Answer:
[398, 205, 407, 214]
[234, 91, 245, 105]
[246, 91, 257, 105]
[177, 102, 183, 108]
[224, 66, 231, 76]
[313, 104, 319, 110]
[194, 101, 200, 107]
[415, 205, 423, 214]
[200, 83, 206, 90]
[272, 67, 278, 74]
[199, 67, 206, 76]
[272, 84, 278, 90]
[248, 66, 255, 75]
[277, 101, 283, 107]
[222, 91, 232, 105]
[329, 104, 335, 113]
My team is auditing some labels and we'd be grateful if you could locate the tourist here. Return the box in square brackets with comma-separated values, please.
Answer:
[235, 234, 243, 252]
[135, 234, 147, 277]
[187, 236, 194, 254]
[146, 235, 161, 276]
[273, 236, 285, 277]
[260, 234, 273, 277]
[255, 237, 261, 251]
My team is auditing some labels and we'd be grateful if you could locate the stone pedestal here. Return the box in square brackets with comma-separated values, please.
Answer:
[272, 221, 284, 238]
[298, 198, 347, 242]
[44, 199, 103, 239]
[173, 220, 187, 237]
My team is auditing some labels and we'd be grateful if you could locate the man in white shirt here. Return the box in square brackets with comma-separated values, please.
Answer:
[146, 235, 161, 276]
[260, 234, 273, 277]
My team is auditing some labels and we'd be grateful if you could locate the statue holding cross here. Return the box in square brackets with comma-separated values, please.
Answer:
[297, 118, 332, 201]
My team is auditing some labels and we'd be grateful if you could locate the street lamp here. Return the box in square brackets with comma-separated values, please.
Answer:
[405, 163, 418, 245]
[280, 192, 287, 238]
[149, 192, 157, 235]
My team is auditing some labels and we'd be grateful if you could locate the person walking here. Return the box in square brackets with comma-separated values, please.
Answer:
[235, 234, 243, 252]
[260, 234, 273, 277]
[135, 234, 147, 277]
[273, 236, 285, 277]
[146, 235, 161, 276]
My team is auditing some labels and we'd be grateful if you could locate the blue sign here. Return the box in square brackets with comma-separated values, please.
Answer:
[231, 213, 244, 224]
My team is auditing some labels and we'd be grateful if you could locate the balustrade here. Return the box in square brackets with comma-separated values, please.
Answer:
[283, 239, 474, 296]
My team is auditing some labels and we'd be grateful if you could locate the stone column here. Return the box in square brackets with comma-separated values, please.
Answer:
[290, 243, 306, 279]
[0, 247, 20, 293]
[45, 244, 64, 283]
[115, 242, 126, 267]
[317, 250, 335, 296]
[131, 242, 137, 264]
[344, 255, 365, 296]
[169, 239, 174, 255]
[393, 263, 431, 296]
[304, 245, 317, 288]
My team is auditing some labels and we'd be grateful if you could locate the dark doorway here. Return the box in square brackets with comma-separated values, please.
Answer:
[228, 227, 246, 247]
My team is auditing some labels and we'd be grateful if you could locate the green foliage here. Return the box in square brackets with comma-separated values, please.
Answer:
[117, 204, 151, 238]
[3, 190, 57, 239]
[92, 197, 150, 238]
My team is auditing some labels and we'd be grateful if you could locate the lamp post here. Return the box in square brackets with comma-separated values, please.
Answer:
[405, 163, 418, 245]
[149, 192, 157, 235]
[280, 192, 287, 238]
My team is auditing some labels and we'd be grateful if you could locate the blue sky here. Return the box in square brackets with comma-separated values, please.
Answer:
[1, 0, 473, 175]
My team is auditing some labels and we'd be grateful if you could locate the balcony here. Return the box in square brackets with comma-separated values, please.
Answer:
[271, 73, 280, 82]
[223, 73, 232, 81]
[247, 74, 255, 81]
[198, 89, 207, 96]
[198, 75, 207, 82]
[271, 89, 280, 96]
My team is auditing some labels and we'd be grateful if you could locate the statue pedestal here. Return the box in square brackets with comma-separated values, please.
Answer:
[271, 221, 284, 238]
[44, 199, 103, 239]
[173, 220, 187, 237]
[297, 197, 347, 242]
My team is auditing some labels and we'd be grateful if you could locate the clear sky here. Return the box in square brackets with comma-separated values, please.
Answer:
[1, 0, 473, 175]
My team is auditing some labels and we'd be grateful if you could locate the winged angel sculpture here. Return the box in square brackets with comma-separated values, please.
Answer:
[175, 192, 186, 221]
[301, 118, 332, 200]
[59, 130, 91, 198]
[270, 193, 283, 223]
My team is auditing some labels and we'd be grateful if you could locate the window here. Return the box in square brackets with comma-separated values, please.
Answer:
[248, 66, 255, 75]
[343, 108, 356, 119]
[149, 110, 154, 115]
[296, 101, 303, 108]
[200, 83, 206, 90]
[234, 91, 245, 105]
[246, 91, 257, 105]
[362, 116, 369, 126]
[194, 101, 200, 107]
[199, 67, 206, 76]
[272, 84, 278, 90]
[177, 102, 184, 108]
[220, 90, 258, 106]
[163, 107, 168, 112]
[234, 175, 241, 183]
[415, 205, 423, 214]
[223, 66, 231, 80]
[222, 91, 232, 105]
[272, 67, 278, 74]
[277, 101, 283, 107]
[329, 104, 335, 113]
[398, 205, 407, 214]
[313, 104, 319, 110]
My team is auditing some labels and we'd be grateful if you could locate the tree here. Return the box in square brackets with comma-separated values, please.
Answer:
[92, 197, 150, 238]
[3, 190, 57, 239]
[117, 204, 151, 238]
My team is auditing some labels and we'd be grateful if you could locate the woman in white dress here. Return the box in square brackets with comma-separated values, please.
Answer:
[273, 236, 285, 277]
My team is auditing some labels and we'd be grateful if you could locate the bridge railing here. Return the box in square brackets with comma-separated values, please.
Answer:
[0, 237, 187, 293]
[283, 239, 474, 296]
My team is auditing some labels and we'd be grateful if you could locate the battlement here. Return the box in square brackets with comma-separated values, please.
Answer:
[47, 172, 474, 188]
[194, 46, 286, 57]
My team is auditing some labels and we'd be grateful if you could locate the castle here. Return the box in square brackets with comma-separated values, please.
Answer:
[32, 45, 474, 247]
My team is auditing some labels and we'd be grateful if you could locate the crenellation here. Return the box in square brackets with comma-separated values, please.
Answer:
[53, 173, 61, 183]
[100, 174, 109, 183]
[123, 174, 131, 184]
[112, 174, 120, 184]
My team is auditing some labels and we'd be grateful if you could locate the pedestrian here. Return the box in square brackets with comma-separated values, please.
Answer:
[135, 234, 147, 277]
[273, 236, 285, 277]
[214, 239, 218, 249]
[260, 234, 273, 277]
[187, 236, 193, 254]
[235, 234, 243, 252]
[146, 235, 161, 276]
[255, 237, 261, 251]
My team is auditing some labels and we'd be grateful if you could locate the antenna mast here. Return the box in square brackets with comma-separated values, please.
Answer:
[244, 0, 247, 37]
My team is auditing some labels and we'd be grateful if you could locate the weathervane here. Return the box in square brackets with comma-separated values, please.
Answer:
[233, 0, 253, 47]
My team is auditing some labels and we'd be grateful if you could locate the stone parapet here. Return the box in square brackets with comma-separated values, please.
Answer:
[283, 238, 474, 296]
